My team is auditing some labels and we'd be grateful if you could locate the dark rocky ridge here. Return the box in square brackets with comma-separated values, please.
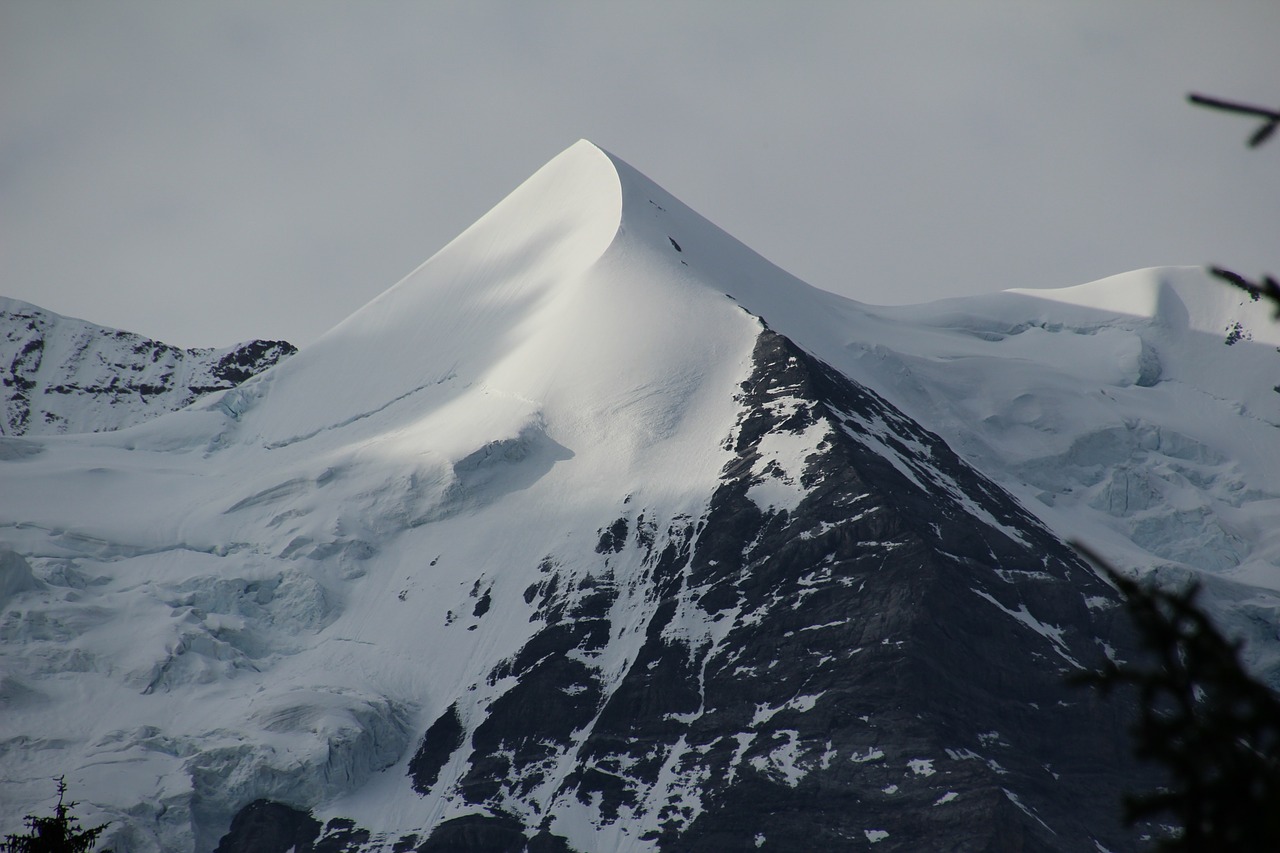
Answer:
[218, 327, 1157, 852]
[1, 299, 295, 436]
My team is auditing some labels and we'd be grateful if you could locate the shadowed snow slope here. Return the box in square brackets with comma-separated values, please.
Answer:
[1, 141, 1276, 853]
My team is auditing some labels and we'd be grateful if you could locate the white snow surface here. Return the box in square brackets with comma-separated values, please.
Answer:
[3, 138, 1280, 850]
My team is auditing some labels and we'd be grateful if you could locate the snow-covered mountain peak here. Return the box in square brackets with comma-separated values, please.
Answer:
[201, 139, 830, 478]
[5, 141, 1278, 853]
[213, 140, 623, 443]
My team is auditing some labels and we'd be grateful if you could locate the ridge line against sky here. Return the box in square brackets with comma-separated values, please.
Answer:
[3, 1, 1278, 348]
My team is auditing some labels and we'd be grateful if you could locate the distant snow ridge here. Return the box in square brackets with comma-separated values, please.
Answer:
[0, 140, 1276, 852]
[0, 297, 295, 436]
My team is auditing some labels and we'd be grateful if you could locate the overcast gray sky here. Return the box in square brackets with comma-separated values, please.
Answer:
[3, 2, 1277, 348]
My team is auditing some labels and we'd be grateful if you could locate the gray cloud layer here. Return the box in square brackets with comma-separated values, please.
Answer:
[3, 1, 1277, 347]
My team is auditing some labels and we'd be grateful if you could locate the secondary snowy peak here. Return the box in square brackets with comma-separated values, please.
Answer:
[0, 296, 295, 437]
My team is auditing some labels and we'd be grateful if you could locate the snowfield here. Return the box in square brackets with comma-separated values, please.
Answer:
[1, 140, 1276, 851]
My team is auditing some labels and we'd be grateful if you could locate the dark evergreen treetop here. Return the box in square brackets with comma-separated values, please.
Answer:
[1072, 544, 1280, 851]
[1, 777, 109, 853]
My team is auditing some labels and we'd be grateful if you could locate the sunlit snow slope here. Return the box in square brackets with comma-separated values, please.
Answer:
[1, 139, 1274, 853]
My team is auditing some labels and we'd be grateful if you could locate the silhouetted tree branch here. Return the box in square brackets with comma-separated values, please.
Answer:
[1207, 267, 1280, 317]
[1188, 93, 1280, 148]
[1070, 543, 1280, 851]
[1188, 93, 1280, 316]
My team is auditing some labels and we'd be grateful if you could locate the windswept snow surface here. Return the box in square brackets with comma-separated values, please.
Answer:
[1, 138, 1277, 850]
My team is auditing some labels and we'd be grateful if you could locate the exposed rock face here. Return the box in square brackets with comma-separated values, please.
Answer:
[212, 800, 321, 853]
[0, 297, 295, 436]
[218, 328, 1155, 852]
